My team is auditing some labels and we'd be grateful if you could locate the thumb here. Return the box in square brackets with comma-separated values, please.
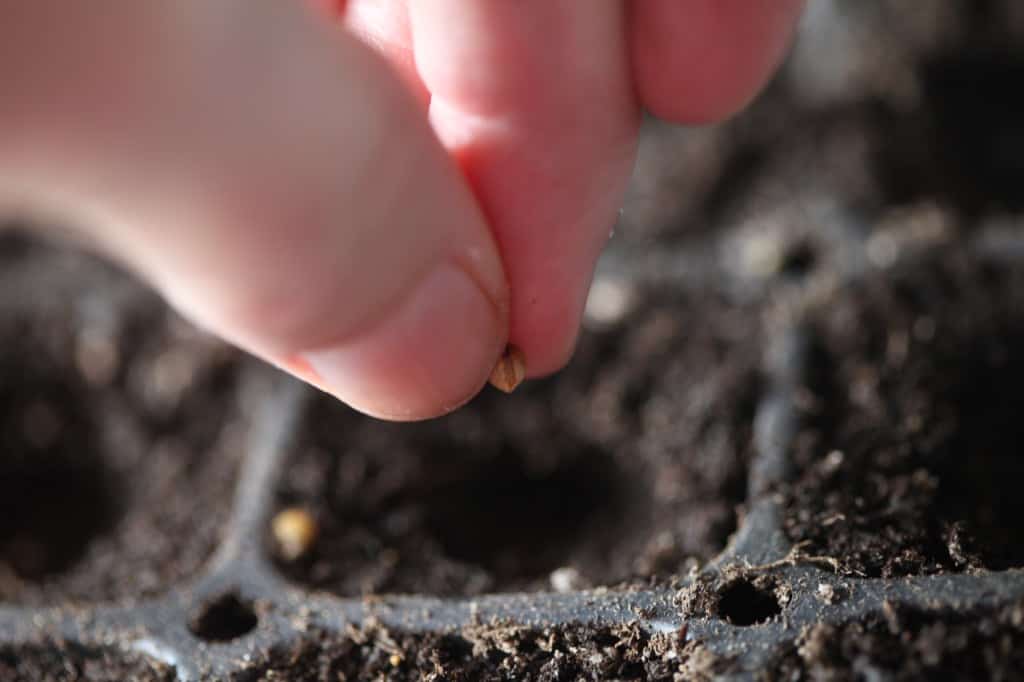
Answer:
[0, 1, 508, 420]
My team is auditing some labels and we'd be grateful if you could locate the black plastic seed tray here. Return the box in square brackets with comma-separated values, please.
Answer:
[2, 221, 1024, 681]
[5, 4, 1024, 677]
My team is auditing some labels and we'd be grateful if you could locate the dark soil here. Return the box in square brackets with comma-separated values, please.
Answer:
[621, 0, 1024, 246]
[272, 287, 763, 595]
[772, 600, 1024, 681]
[2, 1, 1024, 677]
[783, 249, 1024, 577]
[0, 231, 246, 604]
[0, 643, 174, 682]
[244, 620, 720, 682]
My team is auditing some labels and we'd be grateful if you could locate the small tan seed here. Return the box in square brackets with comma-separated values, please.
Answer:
[488, 344, 526, 393]
[272, 507, 318, 561]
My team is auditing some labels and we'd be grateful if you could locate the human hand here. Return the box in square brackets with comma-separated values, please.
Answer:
[0, 1, 803, 420]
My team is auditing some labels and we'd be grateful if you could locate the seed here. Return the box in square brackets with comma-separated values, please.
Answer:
[489, 345, 526, 393]
[271, 507, 318, 561]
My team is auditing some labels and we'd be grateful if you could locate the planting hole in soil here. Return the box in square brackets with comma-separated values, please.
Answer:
[421, 443, 621, 582]
[273, 291, 762, 595]
[0, 232, 246, 604]
[188, 592, 259, 642]
[273, 393, 635, 595]
[873, 48, 1024, 215]
[786, 251, 1024, 576]
[920, 50, 1024, 213]
[0, 369, 120, 581]
[716, 579, 783, 626]
[930, 324, 1024, 570]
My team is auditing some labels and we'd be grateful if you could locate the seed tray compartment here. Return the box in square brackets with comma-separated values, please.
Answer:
[0, 236, 247, 607]
[2, 227, 1024, 681]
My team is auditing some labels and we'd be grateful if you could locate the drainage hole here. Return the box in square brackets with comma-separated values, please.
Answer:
[188, 592, 258, 642]
[780, 240, 817, 278]
[716, 579, 782, 626]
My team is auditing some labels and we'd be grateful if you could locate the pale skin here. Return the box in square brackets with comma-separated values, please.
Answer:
[0, 0, 804, 420]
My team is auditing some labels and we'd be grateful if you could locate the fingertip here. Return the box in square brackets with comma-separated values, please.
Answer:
[297, 262, 507, 421]
[630, 0, 804, 124]
[513, 299, 584, 381]
[635, 61, 760, 125]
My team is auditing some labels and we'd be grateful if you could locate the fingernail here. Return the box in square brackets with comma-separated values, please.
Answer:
[297, 262, 505, 420]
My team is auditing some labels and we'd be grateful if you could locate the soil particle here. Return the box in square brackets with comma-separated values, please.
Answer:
[771, 600, 1024, 681]
[273, 288, 763, 595]
[783, 249, 1024, 577]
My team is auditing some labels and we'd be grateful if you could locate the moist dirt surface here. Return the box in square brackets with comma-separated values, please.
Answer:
[0, 643, 175, 682]
[0, 233, 246, 605]
[783, 250, 1024, 577]
[272, 288, 763, 596]
[771, 600, 1024, 681]
[247, 620, 723, 682]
